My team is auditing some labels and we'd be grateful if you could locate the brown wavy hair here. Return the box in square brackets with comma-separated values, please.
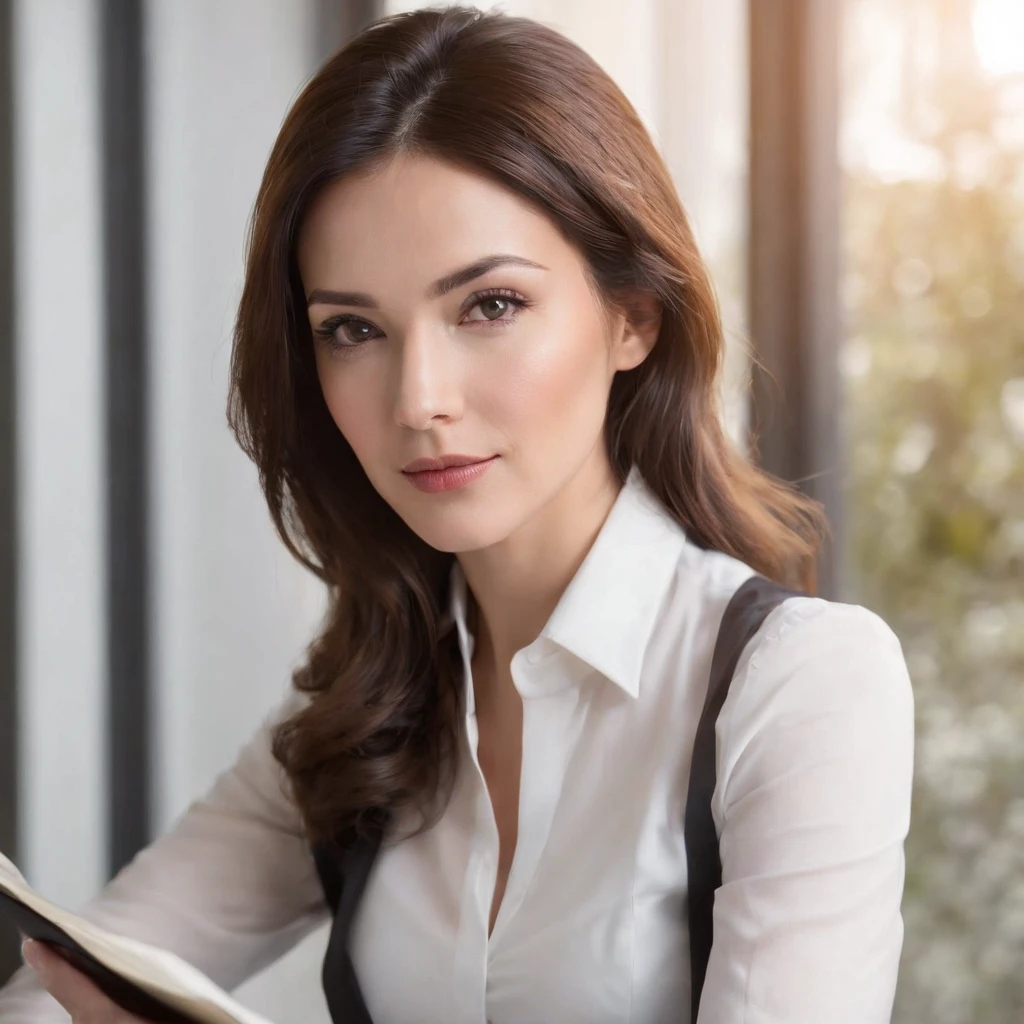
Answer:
[227, 5, 826, 847]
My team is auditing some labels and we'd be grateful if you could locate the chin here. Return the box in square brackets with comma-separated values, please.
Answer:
[398, 502, 517, 555]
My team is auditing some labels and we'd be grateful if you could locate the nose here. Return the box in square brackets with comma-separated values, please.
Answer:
[392, 326, 463, 431]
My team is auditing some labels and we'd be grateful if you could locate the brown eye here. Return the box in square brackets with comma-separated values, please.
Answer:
[479, 296, 510, 320]
[313, 314, 382, 351]
[462, 289, 529, 326]
[342, 320, 377, 342]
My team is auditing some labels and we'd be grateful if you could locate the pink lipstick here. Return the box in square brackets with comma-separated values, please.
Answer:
[401, 454, 499, 494]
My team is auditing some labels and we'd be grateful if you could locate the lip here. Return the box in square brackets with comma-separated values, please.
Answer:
[401, 454, 499, 494]
[402, 454, 494, 473]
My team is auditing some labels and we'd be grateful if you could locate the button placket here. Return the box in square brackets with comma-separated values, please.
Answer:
[449, 645, 502, 1024]
[487, 652, 581, 948]
[451, 783, 500, 1024]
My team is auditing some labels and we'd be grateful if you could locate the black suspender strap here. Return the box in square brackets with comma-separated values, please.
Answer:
[684, 574, 800, 1021]
[311, 839, 344, 912]
[312, 827, 385, 1024]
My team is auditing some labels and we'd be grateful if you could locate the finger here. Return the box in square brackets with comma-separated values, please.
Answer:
[22, 939, 139, 1021]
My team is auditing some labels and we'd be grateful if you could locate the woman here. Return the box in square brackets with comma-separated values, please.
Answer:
[2, 6, 914, 1023]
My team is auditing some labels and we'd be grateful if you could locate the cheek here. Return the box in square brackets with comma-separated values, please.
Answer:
[315, 354, 387, 459]
[480, 309, 611, 437]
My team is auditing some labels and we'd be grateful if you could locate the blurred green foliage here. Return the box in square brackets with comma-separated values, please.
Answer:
[842, 4, 1024, 1019]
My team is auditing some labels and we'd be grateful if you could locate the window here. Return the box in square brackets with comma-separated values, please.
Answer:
[842, 1, 1024, 1020]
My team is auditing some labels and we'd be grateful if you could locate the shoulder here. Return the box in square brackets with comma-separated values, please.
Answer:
[662, 540, 915, 776]
[738, 595, 912, 713]
[752, 588, 903, 651]
[669, 539, 912, 719]
[716, 594, 915, 811]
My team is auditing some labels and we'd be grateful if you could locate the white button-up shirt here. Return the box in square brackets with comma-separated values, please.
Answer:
[0, 468, 915, 1023]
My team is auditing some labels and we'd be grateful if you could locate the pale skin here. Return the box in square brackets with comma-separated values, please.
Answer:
[24, 151, 660, 1018]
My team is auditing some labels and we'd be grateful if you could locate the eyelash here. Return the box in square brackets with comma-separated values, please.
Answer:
[312, 287, 532, 352]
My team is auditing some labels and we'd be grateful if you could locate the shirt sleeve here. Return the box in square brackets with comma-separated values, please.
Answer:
[0, 689, 330, 1022]
[699, 598, 915, 1024]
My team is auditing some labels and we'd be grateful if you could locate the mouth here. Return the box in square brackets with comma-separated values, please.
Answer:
[402, 454, 496, 474]
[401, 454, 500, 494]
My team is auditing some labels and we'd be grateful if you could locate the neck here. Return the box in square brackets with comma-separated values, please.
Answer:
[457, 453, 623, 681]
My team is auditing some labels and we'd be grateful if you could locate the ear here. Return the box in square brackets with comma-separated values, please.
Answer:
[609, 289, 662, 372]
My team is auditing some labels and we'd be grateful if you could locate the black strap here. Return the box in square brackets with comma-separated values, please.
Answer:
[684, 574, 799, 1021]
[312, 828, 385, 1024]
[311, 841, 343, 911]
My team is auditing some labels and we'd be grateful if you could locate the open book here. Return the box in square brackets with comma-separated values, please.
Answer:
[0, 851, 274, 1024]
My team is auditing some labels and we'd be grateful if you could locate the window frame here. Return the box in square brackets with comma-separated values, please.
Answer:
[748, 0, 844, 597]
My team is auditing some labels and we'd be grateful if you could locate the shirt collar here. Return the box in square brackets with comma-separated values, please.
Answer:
[447, 466, 687, 700]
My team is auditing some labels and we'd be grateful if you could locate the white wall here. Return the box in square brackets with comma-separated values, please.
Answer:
[657, 0, 750, 444]
[145, 2, 330, 1021]
[14, 0, 107, 909]
[11, 2, 334, 1017]
[145, 0, 327, 836]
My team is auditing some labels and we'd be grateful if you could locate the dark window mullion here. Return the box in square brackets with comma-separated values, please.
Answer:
[748, 0, 843, 597]
[0, 0, 19, 983]
[102, 0, 150, 878]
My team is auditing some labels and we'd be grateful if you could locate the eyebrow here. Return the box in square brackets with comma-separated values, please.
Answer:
[305, 254, 548, 309]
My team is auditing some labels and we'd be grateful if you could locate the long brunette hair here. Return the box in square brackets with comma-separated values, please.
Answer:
[227, 5, 825, 845]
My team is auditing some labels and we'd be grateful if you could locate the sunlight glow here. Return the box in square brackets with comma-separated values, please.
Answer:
[973, 0, 1024, 77]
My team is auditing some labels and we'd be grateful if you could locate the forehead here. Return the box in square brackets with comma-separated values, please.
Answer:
[296, 153, 580, 292]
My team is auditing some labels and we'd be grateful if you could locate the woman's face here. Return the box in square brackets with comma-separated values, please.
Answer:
[296, 153, 656, 554]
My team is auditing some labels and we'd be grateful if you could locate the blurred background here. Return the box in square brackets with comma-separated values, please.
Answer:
[0, 1, 1020, 1022]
